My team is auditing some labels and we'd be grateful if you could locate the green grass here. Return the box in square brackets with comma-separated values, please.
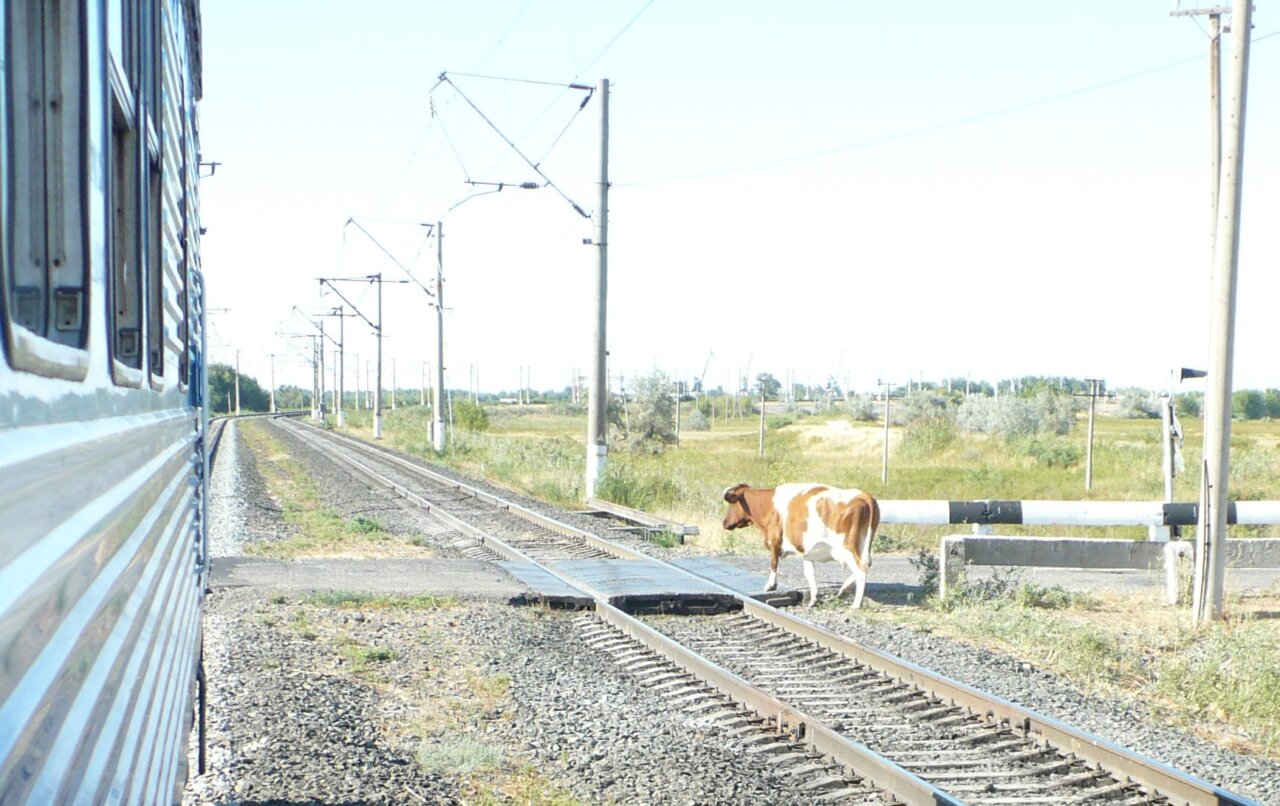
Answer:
[303, 591, 459, 610]
[417, 737, 502, 776]
[333, 633, 399, 672]
[328, 403, 1280, 758]
[337, 404, 1280, 554]
[238, 419, 398, 557]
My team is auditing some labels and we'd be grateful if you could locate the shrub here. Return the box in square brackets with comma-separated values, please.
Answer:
[956, 392, 1075, 440]
[684, 408, 710, 431]
[901, 391, 951, 423]
[626, 372, 678, 452]
[595, 461, 680, 510]
[848, 395, 876, 422]
[901, 415, 957, 458]
[1116, 390, 1160, 419]
[957, 395, 1037, 438]
[1017, 436, 1082, 468]
[452, 399, 490, 431]
[1177, 393, 1202, 418]
[1030, 391, 1077, 436]
[909, 548, 940, 596]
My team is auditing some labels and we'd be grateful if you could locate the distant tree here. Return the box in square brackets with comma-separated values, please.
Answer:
[626, 372, 677, 452]
[275, 385, 310, 411]
[1233, 390, 1266, 421]
[207, 363, 269, 413]
[754, 372, 782, 399]
[1264, 389, 1280, 419]
[1176, 392, 1203, 418]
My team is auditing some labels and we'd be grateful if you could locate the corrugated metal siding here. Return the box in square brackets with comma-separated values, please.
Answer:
[0, 413, 202, 804]
[0, 1, 204, 801]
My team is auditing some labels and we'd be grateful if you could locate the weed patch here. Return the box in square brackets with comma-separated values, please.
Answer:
[303, 591, 458, 610]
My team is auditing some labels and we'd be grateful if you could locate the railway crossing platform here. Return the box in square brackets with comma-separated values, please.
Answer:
[210, 556, 801, 614]
[501, 556, 800, 613]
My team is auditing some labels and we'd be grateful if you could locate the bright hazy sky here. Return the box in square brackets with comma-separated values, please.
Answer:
[198, 1, 1278, 397]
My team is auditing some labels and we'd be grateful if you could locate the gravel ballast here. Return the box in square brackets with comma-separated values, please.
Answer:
[185, 419, 1280, 805]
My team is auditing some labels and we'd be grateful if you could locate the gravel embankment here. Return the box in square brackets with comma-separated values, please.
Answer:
[185, 419, 1280, 806]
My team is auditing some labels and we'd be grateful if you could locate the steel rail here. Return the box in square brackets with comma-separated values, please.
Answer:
[296, 422, 655, 560]
[281, 420, 1260, 806]
[277, 420, 954, 803]
[737, 599, 1256, 806]
[595, 600, 959, 806]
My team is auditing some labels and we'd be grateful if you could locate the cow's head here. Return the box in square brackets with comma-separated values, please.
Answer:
[721, 483, 753, 530]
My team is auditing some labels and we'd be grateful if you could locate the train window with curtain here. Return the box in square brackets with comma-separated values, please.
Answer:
[108, 0, 144, 385]
[2, 1, 91, 379]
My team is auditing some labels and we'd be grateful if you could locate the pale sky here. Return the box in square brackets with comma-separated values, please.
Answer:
[198, 1, 1278, 397]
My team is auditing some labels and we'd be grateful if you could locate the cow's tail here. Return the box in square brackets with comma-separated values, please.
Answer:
[857, 493, 880, 572]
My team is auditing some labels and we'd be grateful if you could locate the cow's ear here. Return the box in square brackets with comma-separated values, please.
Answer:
[723, 483, 748, 503]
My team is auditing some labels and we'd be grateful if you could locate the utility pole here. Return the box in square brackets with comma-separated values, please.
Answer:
[312, 337, 320, 420]
[269, 354, 276, 414]
[585, 77, 610, 497]
[1083, 379, 1103, 491]
[674, 377, 681, 446]
[319, 275, 406, 440]
[433, 221, 446, 452]
[1194, 0, 1252, 623]
[335, 309, 345, 426]
[375, 275, 382, 436]
[757, 380, 766, 458]
[234, 350, 241, 416]
[879, 380, 893, 484]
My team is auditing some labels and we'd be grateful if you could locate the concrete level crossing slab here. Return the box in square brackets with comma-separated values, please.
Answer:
[552, 559, 742, 614]
[496, 561, 594, 609]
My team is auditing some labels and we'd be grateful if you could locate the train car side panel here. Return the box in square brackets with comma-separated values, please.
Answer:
[0, 0, 206, 803]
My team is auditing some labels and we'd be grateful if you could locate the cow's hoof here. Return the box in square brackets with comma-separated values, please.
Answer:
[805, 599, 817, 608]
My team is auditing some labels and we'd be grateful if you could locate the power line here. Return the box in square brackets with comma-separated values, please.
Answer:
[575, 0, 657, 79]
[472, 0, 534, 70]
[506, 1, 655, 157]
[617, 30, 1279, 188]
[432, 73, 592, 217]
[442, 70, 592, 90]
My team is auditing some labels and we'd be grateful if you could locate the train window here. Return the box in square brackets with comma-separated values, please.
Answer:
[177, 74, 193, 390]
[107, 0, 144, 385]
[2, 1, 91, 379]
[143, 1, 164, 383]
[109, 68, 143, 383]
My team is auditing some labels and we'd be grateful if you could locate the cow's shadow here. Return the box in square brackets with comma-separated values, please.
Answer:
[766, 580, 931, 608]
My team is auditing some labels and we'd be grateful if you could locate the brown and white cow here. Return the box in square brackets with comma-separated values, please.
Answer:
[721, 482, 881, 608]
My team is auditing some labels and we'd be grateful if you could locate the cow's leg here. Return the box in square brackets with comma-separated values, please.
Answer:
[802, 559, 819, 607]
[764, 549, 780, 592]
[832, 548, 857, 598]
[838, 566, 868, 608]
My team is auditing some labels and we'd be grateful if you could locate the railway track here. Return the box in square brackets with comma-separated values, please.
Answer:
[269, 418, 1259, 806]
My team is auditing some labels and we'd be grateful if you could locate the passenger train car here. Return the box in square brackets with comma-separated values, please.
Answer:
[0, 1, 207, 803]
